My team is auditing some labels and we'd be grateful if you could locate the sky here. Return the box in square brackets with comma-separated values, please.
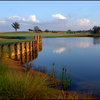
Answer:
[0, 1, 100, 32]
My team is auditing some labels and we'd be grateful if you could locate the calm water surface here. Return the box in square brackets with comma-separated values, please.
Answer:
[29, 37, 100, 97]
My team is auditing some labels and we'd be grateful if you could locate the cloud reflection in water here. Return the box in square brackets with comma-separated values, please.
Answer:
[44, 38, 91, 54]
[53, 47, 66, 54]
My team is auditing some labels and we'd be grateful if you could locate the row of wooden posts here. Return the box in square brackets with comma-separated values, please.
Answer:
[0, 35, 42, 64]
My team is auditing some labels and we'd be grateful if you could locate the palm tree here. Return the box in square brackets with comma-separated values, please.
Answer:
[12, 22, 20, 32]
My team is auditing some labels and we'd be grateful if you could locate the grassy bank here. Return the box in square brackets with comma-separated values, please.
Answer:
[0, 33, 90, 43]
[0, 31, 98, 44]
[0, 57, 96, 99]
[0, 62, 55, 99]
[0, 31, 90, 37]
[0, 31, 100, 38]
[0, 31, 100, 99]
[0, 38, 34, 45]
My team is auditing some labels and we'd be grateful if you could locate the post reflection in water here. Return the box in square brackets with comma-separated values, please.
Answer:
[16, 37, 42, 64]
[0, 36, 42, 64]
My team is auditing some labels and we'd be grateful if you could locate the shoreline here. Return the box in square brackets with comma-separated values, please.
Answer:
[0, 34, 100, 45]
[0, 32, 100, 99]
[4, 58, 99, 99]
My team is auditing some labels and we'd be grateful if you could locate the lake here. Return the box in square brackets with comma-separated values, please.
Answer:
[27, 37, 100, 97]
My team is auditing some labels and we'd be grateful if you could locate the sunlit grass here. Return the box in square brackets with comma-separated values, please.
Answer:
[0, 62, 57, 99]
[0, 57, 95, 99]
[0, 38, 34, 45]
[0, 62, 94, 99]
[0, 31, 100, 45]
[0, 31, 90, 45]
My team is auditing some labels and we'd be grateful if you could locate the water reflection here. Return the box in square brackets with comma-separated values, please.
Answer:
[30, 37, 100, 97]
[1, 37, 100, 97]
[43, 38, 92, 55]
[93, 37, 100, 45]
[53, 47, 66, 54]
[78, 41, 90, 48]
[0, 40, 42, 64]
[16, 41, 42, 64]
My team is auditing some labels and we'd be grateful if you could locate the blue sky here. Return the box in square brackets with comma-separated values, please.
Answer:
[0, 1, 100, 32]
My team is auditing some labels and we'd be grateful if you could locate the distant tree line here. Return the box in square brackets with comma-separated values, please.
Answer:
[28, 26, 42, 33]
[11, 22, 100, 34]
[28, 26, 50, 33]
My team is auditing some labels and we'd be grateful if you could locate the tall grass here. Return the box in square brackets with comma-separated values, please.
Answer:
[0, 62, 56, 99]
[0, 49, 94, 99]
[61, 67, 72, 90]
[0, 62, 93, 99]
[0, 50, 56, 99]
[33, 63, 72, 90]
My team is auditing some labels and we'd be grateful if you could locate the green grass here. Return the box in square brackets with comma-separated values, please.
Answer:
[0, 38, 34, 45]
[0, 31, 89, 37]
[0, 62, 56, 99]
[0, 31, 30, 34]
[0, 61, 94, 99]
[0, 31, 100, 45]
[0, 50, 94, 100]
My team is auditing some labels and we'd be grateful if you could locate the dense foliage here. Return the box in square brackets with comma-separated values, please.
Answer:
[12, 22, 20, 32]
[92, 26, 100, 34]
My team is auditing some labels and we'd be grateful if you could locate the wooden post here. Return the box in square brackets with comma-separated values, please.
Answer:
[10, 44, 15, 59]
[16, 43, 21, 60]
[22, 42, 25, 54]
[26, 41, 29, 52]
[0, 35, 42, 64]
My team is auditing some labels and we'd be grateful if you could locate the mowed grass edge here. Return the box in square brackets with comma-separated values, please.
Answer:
[1, 31, 100, 45]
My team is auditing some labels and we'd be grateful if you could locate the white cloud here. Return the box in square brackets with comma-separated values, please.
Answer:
[29, 15, 39, 23]
[79, 18, 90, 26]
[52, 14, 67, 20]
[8, 15, 39, 23]
[8, 16, 26, 21]
[0, 14, 99, 32]
[0, 20, 6, 24]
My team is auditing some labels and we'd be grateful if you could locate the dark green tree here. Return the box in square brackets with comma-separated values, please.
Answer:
[34, 26, 40, 32]
[28, 29, 33, 32]
[68, 29, 71, 32]
[12, 22, 20, 32]
[92, 26, 100, 34]
[67, 29, 72, 33]
[45, 29, 49, 32]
